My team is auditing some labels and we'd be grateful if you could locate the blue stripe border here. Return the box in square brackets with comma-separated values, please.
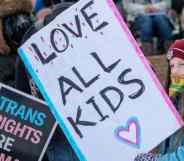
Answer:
[18, 48, 86, 161]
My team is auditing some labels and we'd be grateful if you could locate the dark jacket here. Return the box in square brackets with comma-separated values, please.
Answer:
[0, 0, 32, 54]
[0, 9, 33, 86]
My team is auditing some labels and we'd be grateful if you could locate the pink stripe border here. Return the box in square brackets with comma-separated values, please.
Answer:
[106, 0, 184, 127]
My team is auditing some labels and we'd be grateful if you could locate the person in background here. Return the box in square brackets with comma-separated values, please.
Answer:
[31, 0, 63, 20]
[134, 39, 184, 161]
[0, 0, 33, 86]
[123, 0, 174, 56]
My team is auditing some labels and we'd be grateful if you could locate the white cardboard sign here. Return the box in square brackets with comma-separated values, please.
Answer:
[18, 0, 183, 161]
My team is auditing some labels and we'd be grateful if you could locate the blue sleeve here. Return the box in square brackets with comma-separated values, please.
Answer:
[34, 0, 43, 14]
[157, 146, 184, 161]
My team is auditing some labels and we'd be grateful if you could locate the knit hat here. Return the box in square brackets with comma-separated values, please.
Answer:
[167, 39, 184, 60]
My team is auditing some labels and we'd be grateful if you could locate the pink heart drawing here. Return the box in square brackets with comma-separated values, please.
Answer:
[115, 117, 141, 148]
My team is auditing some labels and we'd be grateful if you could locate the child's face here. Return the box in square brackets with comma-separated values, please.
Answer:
[170, 57, 184, 76]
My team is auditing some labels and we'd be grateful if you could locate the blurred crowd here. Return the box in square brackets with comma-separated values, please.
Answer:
[121, 0, 184, 56]
[1, 0, 184, 161]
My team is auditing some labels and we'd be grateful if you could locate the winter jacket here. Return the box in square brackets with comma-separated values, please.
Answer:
[0, 13, 33, 86]
[0, 0, 32, 54]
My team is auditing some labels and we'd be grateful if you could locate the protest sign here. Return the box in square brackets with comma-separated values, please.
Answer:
[18, 0, 184, 161]
[0, 83, 57, 161]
